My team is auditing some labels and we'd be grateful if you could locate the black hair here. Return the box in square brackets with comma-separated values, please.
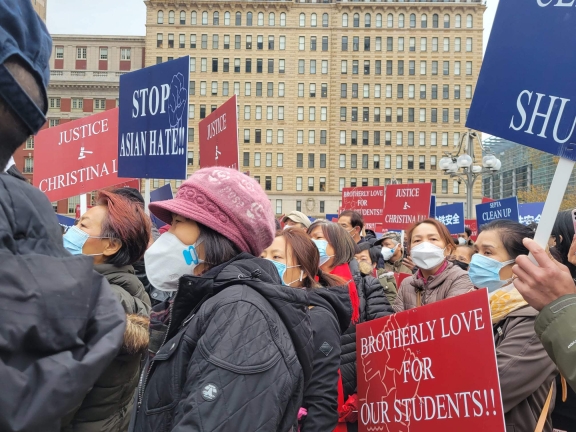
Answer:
[198, 222, 241, 270]
[464, 227, 472, 237]
[339, 210, 364, 231]
[552, 210, 576, 277]
[479, 219, 535, 260]
[112, 187, 145, 207]
[550, 246, 563, 263]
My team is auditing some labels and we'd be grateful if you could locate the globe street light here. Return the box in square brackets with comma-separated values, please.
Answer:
[439, 130, 502, 219]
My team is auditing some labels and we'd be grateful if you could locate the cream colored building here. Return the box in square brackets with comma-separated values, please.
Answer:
[32, 0, 46, 21]
[146, 0, 485, 217]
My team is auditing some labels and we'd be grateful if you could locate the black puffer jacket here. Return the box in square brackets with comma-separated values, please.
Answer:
[341, 259, 394, 400]
[130, 254, 313, 432]
[301, 287, 351, 432]
[0, 173, 126, 432]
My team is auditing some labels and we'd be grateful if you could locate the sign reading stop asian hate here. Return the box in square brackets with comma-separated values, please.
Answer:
[383, 184, 433, 230]
[199, 95, 239, 169]
[34, 108, 133, 202]
[466, 0, 576, 161]
[357, 289, 505, 432]
[341, 186, 385, 231]
[118, 56, 189, 179]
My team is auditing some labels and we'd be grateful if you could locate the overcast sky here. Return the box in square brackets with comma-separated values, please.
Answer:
[47, 0, 500, 50]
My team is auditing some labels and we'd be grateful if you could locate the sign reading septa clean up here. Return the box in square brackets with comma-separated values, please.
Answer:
[340, 186, 385, 231]
[435, 203, 465, 235]
[475, 197, 520, 229]
[199, 95, 239, 169]
[34, 108, 135, 202]
[117, 56, 189, 179]
[383, 184, 433, 230]
[357, 289, 505, 432]
[467, 1, 576, 160]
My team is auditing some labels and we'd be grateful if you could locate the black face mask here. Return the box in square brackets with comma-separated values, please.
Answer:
[452, 260, 469, 271]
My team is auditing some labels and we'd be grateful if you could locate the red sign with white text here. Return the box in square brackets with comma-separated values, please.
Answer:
[199, 95, 238, 169]
[357, 289, 505, 432]
[383, 184, 433, 230]
[341, 186, 385, 231]
[481, 197, 495, 204]
[34, 109, 135, 202]
[465, 219, 479, 242]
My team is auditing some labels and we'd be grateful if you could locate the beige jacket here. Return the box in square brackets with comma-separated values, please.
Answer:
[392, 261, 474, 312]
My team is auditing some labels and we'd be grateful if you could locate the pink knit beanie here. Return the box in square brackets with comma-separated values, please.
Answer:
[149, 168, 276, 256]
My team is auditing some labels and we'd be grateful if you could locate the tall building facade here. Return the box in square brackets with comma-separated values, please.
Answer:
[32, 0, 47, 21]
[13, 35, 146, 214]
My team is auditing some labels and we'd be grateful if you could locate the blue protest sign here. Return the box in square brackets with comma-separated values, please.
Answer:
[429, 195, 436, 219]
[118, 56, 189, 179]
[435, 203, 464, 235]
[518, 202, 545, 226]
[476, 197, 519, 229]
[467, 1, 576, 160]
[150, 183, 174, 228]
[56, 214, 76, 231]
[326, 213, 339, 221]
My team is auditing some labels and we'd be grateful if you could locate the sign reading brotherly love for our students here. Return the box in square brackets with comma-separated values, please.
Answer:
[117, 56, 190, 180]
[467, 0, 576, 161]
[357, 290, 506, 432]
[475, 197, 519, 229]
[340, 186, 385, 231]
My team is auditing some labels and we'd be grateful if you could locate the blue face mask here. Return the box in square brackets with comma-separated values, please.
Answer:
[468, 254, 515, 292]
[312, 239, 334, 266]
[63, 225, 109, 256]
[268, 259, 303, 286]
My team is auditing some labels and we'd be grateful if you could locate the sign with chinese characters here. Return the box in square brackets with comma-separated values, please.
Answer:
[341, 186, 385, 231]
[199, 95, 239, 170]
[118, 56, 189, 179]
[357, 289, 505, 432]
[149, 183, 174, 228]
[475, 197, 520, 229]
[518, 202, 545, 226]
[383, 184, 433, 230]
[429, 196, 436, 219]
[34, 108, 134, 202]
[435, 203, 465, 235]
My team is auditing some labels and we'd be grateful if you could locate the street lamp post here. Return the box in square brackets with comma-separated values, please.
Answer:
[438, 130, 502, 219]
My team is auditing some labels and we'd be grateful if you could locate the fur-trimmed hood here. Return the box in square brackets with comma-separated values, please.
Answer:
[122, 314, 150, 355]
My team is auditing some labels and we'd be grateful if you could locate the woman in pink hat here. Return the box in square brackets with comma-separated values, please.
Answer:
[130, 167, 313, 432]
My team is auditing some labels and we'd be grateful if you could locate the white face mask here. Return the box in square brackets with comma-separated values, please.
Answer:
[458, 237, 467, 245]
[410, 242, 446, 270]
[381, 245, 397, 261]
[144, 232, 204, 292]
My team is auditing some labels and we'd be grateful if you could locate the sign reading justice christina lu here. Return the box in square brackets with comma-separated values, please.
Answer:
[199, 95, 239, 169]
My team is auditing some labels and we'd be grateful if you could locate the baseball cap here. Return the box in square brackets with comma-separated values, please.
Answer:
[0, 0, 52, 134]
[374, 231, 401, 246]
[282, 211, 311, 228]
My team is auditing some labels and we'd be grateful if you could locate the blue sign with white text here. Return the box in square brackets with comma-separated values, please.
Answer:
[56, 214, 76, 231]
[467, 1, 576, 161]
[435, 203, 464, 235]
[476, 197, 520, 230]
[150, 183, 174, 228]
[519, 202, 545, 226]
[118, 56, 189, 179]
[429, 195, 436, 219]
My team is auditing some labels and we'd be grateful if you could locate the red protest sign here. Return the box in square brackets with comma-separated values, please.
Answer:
[357, 289, 505, 432]
[383, 184, 432, 230]
[34, 108, 135, 202]
[481, 197, 495, 204]
[465, 219, 479, 242]
[394, 272, 411, 288]
[341, 186, 385, 231]
[199, 95, 238, 169]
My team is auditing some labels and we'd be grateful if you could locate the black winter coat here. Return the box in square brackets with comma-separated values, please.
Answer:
[130, 254, 313, 432]
[0, 173, 126, 432]
[301, 288, 351, 432]
[341, 260, 394, 399]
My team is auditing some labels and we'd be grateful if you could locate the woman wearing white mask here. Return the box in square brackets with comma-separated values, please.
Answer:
[393, 219, 474, 312]
[470, 220, 557, 432]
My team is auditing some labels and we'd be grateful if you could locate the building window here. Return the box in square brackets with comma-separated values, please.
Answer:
[24, 157, 33, 173]
[299, 13, 305, 27]
[169, 10, 175, 24]
[94, 99, 106, 110]
[121, 48, 131, 60]
[353, 13, 359, 27]
[308, 177, 314, 192]
[342, 13, 348, 27]
[453, 180, 460, 194]
[265, 176, 272, 191]
[297, 153, 303, 168]
[72, 98, 83, 110]
[157, 10, 164, 24]
[49, 119, 60, 127]
[49, 97, 61, 109]
[276, 176, 284, 192]
[76, 47, 87, 59]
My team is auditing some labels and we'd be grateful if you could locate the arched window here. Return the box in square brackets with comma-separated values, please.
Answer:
[235, 11, 242, 26]
[444, 14, 450, 29]
[224, 11, 230, 26]
[191, 11, 197, 25]
[269, 12, 275, 26]
[258, 12, 264, 26]
[398, 13, 405, 28]
[247, 12, 253, 26]
[299, 13, 305, 27]
[466, 14, 473, 28]
[280, 12, 286, 27]
[213, 12, 219, 25]
[353, 13, 359, 28]
[311, 13, 317, 27]
[201, 11, 208, 25]
[322, 13, 329, 27]
[455, 14, 461, 28]
[342, 13, 348, 27]
[365, 13, 371, 28]
[168, 10, 175, 24]
[157, 10, 164, 24]
[180, 11, 186, 25]
[409, 14, 416, 28]
[421, 14, 427, 28]
[375, 13, 382, 28]
[432, 14, 438, 28]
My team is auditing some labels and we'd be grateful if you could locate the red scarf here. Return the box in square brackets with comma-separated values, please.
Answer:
[330, 263, 360, 323]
